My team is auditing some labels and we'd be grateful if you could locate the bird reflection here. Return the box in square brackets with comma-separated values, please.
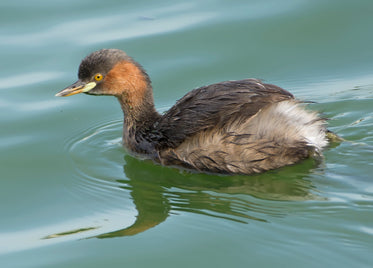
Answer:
[94, 154, 320, 238]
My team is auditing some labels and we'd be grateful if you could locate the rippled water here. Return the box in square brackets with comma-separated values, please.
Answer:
[1, 0, 373, 267]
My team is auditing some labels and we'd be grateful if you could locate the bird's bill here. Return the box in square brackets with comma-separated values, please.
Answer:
[55, 81, 96, 97]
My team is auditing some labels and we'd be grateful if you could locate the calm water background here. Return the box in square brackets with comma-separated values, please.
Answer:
[1, 0, 373, 267]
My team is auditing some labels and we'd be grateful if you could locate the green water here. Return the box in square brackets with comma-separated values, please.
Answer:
[1, 0, 373, 267]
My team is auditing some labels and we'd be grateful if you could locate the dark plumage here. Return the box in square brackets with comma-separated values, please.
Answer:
[56, 49, 331, 174]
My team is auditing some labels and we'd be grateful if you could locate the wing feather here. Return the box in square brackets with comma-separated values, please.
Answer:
[154, 79, 294, 149]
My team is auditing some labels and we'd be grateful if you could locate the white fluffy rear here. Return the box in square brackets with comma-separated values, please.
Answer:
[242, 100, 328, 152]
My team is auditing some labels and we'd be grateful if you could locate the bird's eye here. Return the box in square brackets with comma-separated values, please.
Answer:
[94, 73, 103, 81]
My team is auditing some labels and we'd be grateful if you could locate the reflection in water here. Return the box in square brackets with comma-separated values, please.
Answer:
[94, 154, 320, 238]
[45, 120, 325, 240]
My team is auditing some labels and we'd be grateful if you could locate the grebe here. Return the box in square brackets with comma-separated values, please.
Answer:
[56, 49, 330, 174]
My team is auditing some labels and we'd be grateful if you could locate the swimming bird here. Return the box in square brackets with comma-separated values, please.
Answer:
[56, 48, 331, 174]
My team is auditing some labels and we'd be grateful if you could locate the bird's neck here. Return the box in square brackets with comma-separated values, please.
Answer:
[116, 88, 161, 154]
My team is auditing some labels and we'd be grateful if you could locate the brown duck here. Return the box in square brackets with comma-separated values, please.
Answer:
[56, 48, 332, 174]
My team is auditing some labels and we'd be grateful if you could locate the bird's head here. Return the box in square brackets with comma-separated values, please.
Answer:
[56, 49, 150, 101]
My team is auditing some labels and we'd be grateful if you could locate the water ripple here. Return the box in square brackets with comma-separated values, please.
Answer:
[0, 3, 215, 47]
[55, 115, 329, 240]
[0, 71, 63, 90]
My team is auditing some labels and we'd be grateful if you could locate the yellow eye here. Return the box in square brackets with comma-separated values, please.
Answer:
[94, 73, 103, 81]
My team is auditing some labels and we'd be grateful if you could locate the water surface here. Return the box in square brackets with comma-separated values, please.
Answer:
[1, 0, 373, 267]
